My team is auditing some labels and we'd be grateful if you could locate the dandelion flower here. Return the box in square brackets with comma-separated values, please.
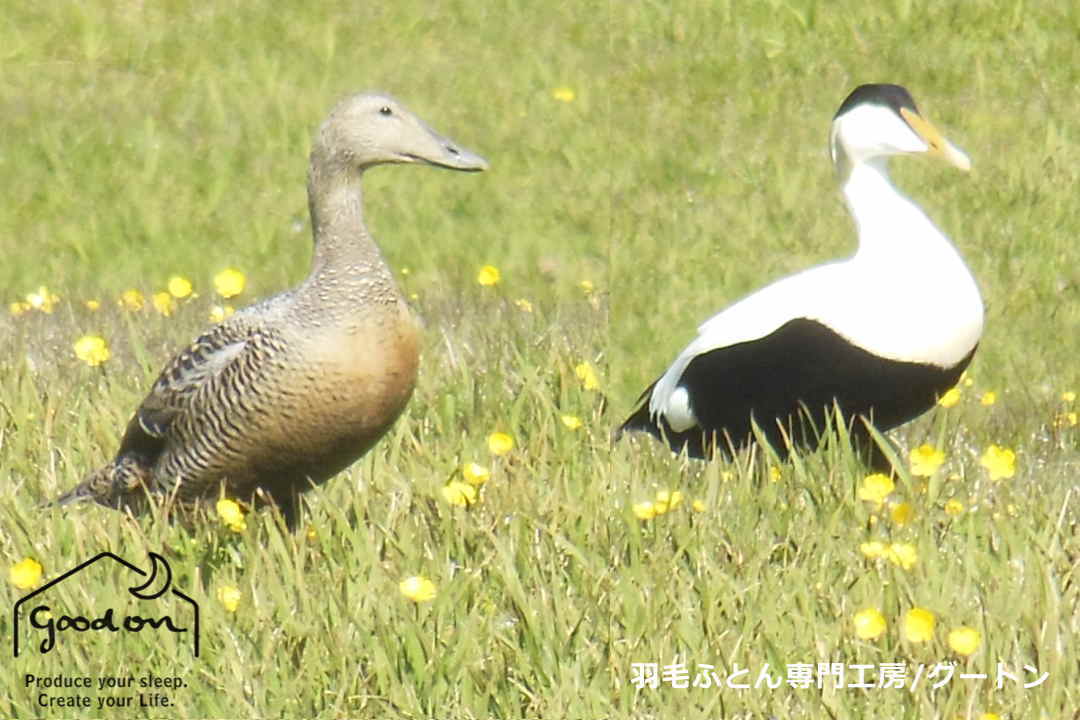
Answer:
[215, 498, 247, 532]
[441, 481, 477, 507]
[909, 444, 945, 477]
[462, 462, 491, 486]
[853, 607, 887, 640]
[938, 387, 961, 407]
[487, 432, 514, 456]
[560, 414, 583, 430]
[857, 473, 894, 506]
[979, 445, 1016, 481]
[890, 502, 913, 527]
[118, 289, 145, 311]
[151, 291, 176, 317]
[885, 542, 918, 570]
[209, 305, 235, 323]
[691, 499, 707, 512]
[632, 501, 658, 520]
[980, 391, 996, 406]
[574, 362, 600, 390]
[476, 265, 501, 286]
[859, 541, 886, 559]
[399, 575, 437, 603]
[84, 299, 101, 311]
[947, 626, 981, 656]
[9, 557, 43, 589]
[514, 298, 533, 313]
[552, 87, 575, 103]
[214, 268, 246, 298]
[944, 498, 965, 516]
[217, 585, 241, 612]
[168, 275, 193, 298]
[903, 608, 936, 643]
[27, 286, 60, 313]
[73, 335, 111, 367]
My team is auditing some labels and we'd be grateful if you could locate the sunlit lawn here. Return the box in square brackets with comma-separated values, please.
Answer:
[1, 1, 1077, 718]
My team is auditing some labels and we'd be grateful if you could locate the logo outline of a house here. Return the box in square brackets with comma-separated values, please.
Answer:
[12, 551, 200, 658]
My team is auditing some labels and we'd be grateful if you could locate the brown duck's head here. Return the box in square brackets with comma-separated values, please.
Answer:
[314, 92, 489, 174]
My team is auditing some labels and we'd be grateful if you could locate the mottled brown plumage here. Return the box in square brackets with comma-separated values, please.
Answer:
[55, 92, 487, 525]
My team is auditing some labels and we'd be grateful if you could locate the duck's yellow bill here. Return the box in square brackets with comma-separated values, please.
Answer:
[900, 107, 971, 171]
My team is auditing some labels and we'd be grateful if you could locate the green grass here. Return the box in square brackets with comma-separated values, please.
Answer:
[2, 0, 1077, 717]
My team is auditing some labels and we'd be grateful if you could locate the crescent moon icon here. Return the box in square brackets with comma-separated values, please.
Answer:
[129, 552, 173, 600]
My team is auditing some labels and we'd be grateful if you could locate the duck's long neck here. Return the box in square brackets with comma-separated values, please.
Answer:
[839, 158, 984, 363]
[842, 159, 951, 261]
[302, 161, 401, 310]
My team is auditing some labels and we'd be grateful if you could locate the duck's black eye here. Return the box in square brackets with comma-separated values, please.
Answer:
[379, 106, 392, 116]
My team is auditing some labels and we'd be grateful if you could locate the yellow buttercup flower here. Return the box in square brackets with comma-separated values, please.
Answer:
[909, 444, 945, 477]
[84, 299, 101, 311]
[462, 462, 491, 486]
[441, 481, 477, 506]
[168, 275, 193, 298]
[9, 557, 43, 589]
[947, 626, 981, 656]
[476, 265, 501, 286]
[1055, 411, 1078, 428]
[890, 502, 913, 527]
[215, 498, 247, 532]
[859, 541, 887, 559]
[27, 286, 59, 313]
[73, 335, 111, 367]
[9, 301, 32, 316]
[514, 298, 533, 313]
[903, 608, 936, 643]
[551, 87, 575, 103]
[578, 279, 594, 294]
[980, 391, 996, 406]
[217, 585, 241, 613]
[151, 292, 176, 317]
[857, 473, 894, 506]
[885, 542, 918, 570]
[853, 607, 887, 640]
[209, 305, 235, 323]
[214, 268, 246, 298]
[560, 414, 583, 430]
[632, 501, 658, 520]
[1061, 391, 1076, 403]
[118, 288, 145, 311]
[654, 490, 683, 513]
[979, 445, 1016, 480]
[768, 466, 782, 483]
[937, 387, 961, 408]
[691, 499, 707, 512]
[487, 432, 514, 456]
[574, 362, 600, 391]
[399, 575, 437, 603]
[944, 498, 965, 516]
